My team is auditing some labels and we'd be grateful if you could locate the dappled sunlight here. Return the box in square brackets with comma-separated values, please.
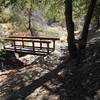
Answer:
[0, 0, 100, 99]
[0, 50, 65, 99]
[0, 38, 100, 100]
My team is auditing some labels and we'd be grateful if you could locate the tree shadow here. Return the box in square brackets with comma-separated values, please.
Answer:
[0, 51, 24, 71]
[7, 59, 67, 100]
[7, 55, 100, 100]
[88, 28, 100, 42]
[0, 39, 100, 100]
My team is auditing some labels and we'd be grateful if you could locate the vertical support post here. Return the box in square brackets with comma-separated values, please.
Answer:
[22, 37, 24, 48]
[40, 39, 42, 49]
[53, 40, 55, 51]
[11, 41, 13, 47]
[3, 41, 5, 49]
[13, 40, 16, 51]
[32, 41, 35, 53]
[47, 42, 49, 54]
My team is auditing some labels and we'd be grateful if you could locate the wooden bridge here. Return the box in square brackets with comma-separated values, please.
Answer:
[3, 36, 60, 55]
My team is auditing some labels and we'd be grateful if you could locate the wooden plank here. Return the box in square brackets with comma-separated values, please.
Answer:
[4, 45, 52, 53]
[52, 40, 55, 51]
[13, 40, 16, 51]
[32, 41, 35, 52]
[14, 45, 53, 49]
[5, 38, 51, 43]
[47, 42, 50, 54]
[4, 48, 50, 53]
[8, 36, 60, 40]
[40, 39, 42, 49]
[22, 37, 24, 48]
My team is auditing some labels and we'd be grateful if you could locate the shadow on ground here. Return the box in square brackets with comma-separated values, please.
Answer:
[0, 39, 100, 100]
[0, 51, 25, 71]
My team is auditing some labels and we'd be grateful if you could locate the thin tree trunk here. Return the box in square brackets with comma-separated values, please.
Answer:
[79, 0, 97, 51]
[28, 8, 33, 36]
[65, 0, 77, 58]
[28, 0, 33, 36]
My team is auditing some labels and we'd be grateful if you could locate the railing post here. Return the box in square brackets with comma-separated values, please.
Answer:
[40, 39, 42, 49]
[22, 37, 24, 48]
[13, 40, 16, 51]
[47, 43, 49, 54]
[11, 41, 13, 47]
[53, 40, 55, 51]
[32, 41, 35, 53]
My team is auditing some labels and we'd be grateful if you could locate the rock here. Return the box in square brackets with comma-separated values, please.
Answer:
[60, 42, 68, 50]
[51, 49, 62, 56]
[18, 54, 39, 65]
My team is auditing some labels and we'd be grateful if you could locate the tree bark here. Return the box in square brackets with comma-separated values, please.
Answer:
[79, 0, 97, 51]
[28, 8, 33, 36]
[65, 0, 77, 58]
[28, 0, 33, 36]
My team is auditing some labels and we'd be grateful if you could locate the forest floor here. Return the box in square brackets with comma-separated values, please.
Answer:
[0, 27, 100, 100]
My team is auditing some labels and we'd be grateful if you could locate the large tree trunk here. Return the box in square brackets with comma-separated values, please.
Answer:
[79, 0, 97, 52]
[65, 0, 77, 58]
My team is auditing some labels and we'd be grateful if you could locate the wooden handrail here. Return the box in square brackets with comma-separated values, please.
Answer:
[4, 38, 52, 54]
[4, 38, 51, 43]
[8, 36, 60, 40]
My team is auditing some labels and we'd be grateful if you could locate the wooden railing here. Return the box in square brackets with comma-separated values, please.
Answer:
[9, 36, 60, 50]
[4, 36, 60, 55]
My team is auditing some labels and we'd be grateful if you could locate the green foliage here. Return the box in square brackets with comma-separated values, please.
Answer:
[73, 0, 91, 19]
[42, 0, 65, 23]
[0, 0, 99, 28]
[0, 0, 13, 23]
[0, 8, 12, 23]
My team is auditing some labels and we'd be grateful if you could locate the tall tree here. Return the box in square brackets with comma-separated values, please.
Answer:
[65, 0, 97, 59]
[79, 0, 98, 54]
[27, 0, 33, 35]
[65, 0, 77, 58]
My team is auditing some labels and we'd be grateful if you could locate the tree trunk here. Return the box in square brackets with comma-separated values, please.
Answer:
[28, 8, 33, 36]
[28, 0, 33, 36]
[79, 0, 97, 51]
[65, 0, 77, 58]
